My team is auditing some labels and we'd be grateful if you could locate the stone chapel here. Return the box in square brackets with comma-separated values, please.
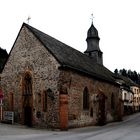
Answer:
[0, 22, 123, 130]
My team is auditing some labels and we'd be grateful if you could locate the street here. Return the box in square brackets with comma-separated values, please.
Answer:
[1, 113, 140, 140]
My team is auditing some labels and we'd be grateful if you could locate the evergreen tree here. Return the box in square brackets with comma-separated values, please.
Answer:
[0, 47, 8, 72]
[121, 69, 127, 77]
[114, 68, 140, 85]
[114, 69, 118, 74]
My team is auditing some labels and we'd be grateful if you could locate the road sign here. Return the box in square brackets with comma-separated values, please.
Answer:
[4, 111, 14, 124]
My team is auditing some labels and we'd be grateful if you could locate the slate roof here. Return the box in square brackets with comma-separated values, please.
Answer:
[87, 23, 99, 39]
[114, 74, 139, 87]
[23, 23, 118, 85]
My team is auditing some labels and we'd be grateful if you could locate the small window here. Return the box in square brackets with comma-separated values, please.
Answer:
[43, 91, 47, 112]
[9, 93, 14, 111]
[124, 93, 127, 100]
[83, 87, 89, 110]
[111, 93, 115, 110]
[90, 108, 93, 117]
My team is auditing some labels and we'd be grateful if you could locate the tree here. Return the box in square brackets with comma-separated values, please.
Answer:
[0, 47, 8, 72]
[114, 68, 140, 85]
[121, 69, 127, 77]
[133, 71, 138, 83]
[114, 69, 118, 74]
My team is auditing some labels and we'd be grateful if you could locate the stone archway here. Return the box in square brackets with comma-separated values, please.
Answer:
[22, 73, 33, 127]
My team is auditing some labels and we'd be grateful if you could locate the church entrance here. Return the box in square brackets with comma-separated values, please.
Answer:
[24, 106, 32, 126]
[22, 73, 33, 127]
[97, 93, 106, 125]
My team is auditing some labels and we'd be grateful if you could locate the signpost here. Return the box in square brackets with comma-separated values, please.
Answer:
[4, 111, 14, 124]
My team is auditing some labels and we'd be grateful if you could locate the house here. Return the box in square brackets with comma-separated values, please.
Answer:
[131, 85, 140, 112]
[121, 87, 133, 115]
[115, 75, 134, 115]
[0, 22, 123, 130]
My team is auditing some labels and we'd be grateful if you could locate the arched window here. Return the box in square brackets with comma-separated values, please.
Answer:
[43, 88, 53, 112]
[23, 74, 32, 96]
[83, 87, 89, 110]
[9, 92, 14, 111]
[90, 107, 93, 117]
[111, 93, 115, 110]
[47, 88, 54, 100]
[43, 90, 47, 112]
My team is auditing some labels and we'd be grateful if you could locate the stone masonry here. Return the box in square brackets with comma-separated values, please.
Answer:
[1, 26, 61, 128]
[0, 23, 123, 129]
[59, 69, 121, 128]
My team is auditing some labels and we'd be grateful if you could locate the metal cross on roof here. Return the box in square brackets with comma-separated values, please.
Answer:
[90, 13, 94, 24]
[27, 16, 31, 24]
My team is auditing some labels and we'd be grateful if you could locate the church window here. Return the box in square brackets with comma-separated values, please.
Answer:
[83, 87, 89, 110]
[90, 107, 93, 117]
[111, 93, 115, 110]
[43, 91, 48, 112]
[9, 92, 14, 111]
[23, 74, 32, 96]
[38, 93, 41, 104]
[47, 88, 54, 100]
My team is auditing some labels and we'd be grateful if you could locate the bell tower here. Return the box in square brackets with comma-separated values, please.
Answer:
[84, 21, 103, 65]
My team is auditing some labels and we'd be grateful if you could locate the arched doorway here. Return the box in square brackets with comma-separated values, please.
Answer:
[97, 93, 106, 125]
[22, 73, 33, 127]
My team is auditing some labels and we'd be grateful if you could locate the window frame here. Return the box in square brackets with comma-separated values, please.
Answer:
[83, 87, 89, 110]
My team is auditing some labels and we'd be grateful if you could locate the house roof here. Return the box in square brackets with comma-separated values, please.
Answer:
[5, 23, 117, 85]
[114, 74, 139, 87]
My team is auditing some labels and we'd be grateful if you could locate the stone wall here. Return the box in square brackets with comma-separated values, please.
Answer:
[1, 26, 61, 128]
[59, 69, 121, 128]
[0, 24, 122, 129]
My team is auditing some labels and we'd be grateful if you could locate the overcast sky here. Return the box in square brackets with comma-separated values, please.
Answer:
[0, 0, 140, 72]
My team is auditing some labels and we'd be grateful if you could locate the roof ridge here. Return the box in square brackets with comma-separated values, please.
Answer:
[24, 23, 86, 56]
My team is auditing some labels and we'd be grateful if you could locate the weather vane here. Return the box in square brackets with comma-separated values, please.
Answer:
[90, 13, 94, 24]
[27, 16, 31, 24]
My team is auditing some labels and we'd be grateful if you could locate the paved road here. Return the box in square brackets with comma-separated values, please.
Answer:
[1, 113, 140, 140]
